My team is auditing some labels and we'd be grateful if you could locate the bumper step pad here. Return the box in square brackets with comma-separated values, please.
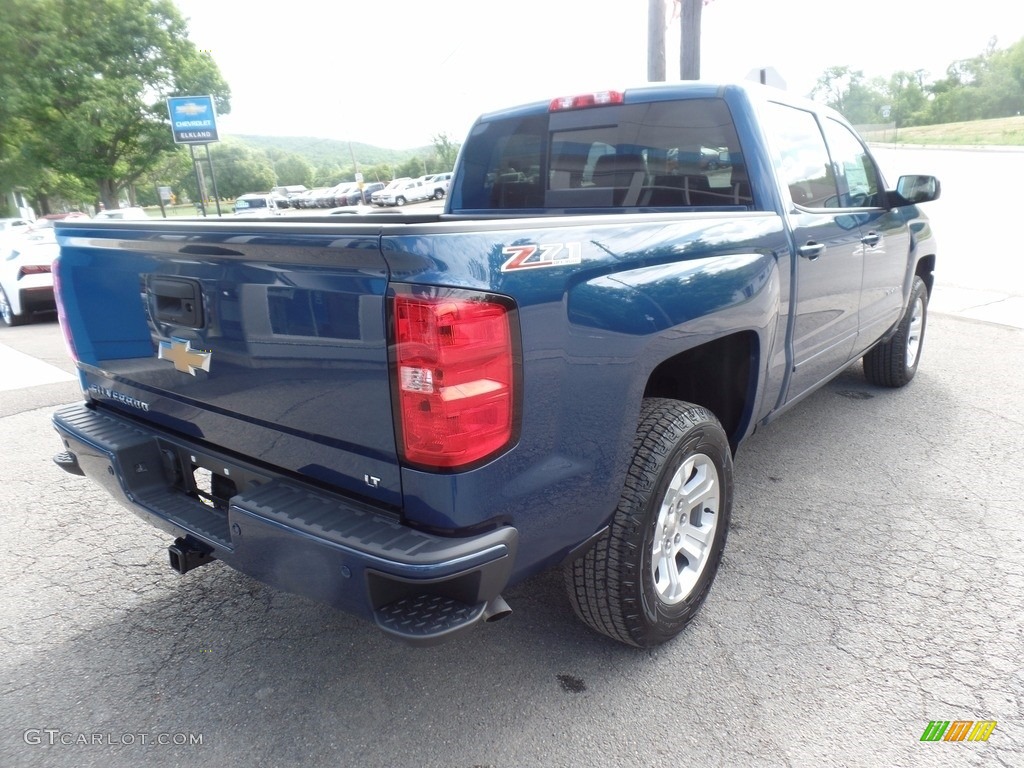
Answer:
[375, 594, 486, 643]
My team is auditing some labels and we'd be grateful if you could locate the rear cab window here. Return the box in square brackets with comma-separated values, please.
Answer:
[452, 98, 753, 213]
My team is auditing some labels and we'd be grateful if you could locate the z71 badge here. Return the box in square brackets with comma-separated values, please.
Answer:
[501, 242, 582, 272]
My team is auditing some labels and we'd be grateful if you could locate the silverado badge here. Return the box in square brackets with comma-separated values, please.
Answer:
[158, 337, 212, 376]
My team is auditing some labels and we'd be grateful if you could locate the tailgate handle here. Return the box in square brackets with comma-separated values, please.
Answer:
[150, 277, 204, 328]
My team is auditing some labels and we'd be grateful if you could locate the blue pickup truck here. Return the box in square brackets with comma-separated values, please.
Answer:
[51, 82, 939, 647]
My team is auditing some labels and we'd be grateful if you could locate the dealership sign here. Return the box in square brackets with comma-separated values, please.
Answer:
[167, 95, 219, 144]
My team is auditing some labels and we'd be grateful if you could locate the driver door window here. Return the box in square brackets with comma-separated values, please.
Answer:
[822, 119, 882, 208]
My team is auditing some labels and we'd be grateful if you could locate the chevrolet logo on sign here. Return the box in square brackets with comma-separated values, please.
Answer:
[175, 101, 209, 116]
[158, 338, 212, 376]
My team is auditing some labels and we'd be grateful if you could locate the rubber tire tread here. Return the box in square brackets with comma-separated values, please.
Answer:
[0, 287, 26, 327]
[563, 398, 732, 647]
[863, 275, 928, 388]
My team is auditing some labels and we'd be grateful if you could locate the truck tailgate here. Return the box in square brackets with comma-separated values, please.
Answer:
[55, 221, 400, 507]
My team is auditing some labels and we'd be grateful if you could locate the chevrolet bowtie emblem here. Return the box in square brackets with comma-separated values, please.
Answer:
[158, 338, 212, 376]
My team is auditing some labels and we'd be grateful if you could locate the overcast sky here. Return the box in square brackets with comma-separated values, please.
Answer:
[171, 0, 1024, 149]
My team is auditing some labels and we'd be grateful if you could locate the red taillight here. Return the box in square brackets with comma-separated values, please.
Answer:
[18, 264, 51, 277]
[549, 90, 625, 112]
[392, 291, 517, 469]
[52, 256, 79, 363]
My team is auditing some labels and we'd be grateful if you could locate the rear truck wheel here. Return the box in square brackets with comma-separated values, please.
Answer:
[0, 286, 26, 327]
[863, 275, 928, 388]
[564, 398, 732, 647]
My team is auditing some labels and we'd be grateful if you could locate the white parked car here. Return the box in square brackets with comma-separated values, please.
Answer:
[0, 217, 34, 264]
[93, 207, 150, 220]
[372, 178, 432, 207]
[422, 172, 453, 199]
[233, 194, 281, 216]
[0, 236, 59, 326]
[370, 178, 409, 206]
[0, 217, 33, 243]
[0, 214, 95, 325]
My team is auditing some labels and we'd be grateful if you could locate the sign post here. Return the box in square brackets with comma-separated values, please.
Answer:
[745, 67, 786, 90]
[156, 185, 173, 218]
[167, 95, 222, 217]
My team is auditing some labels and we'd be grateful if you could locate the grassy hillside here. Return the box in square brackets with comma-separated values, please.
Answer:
[235, 135, 430, 168]
[862, 115, 1024, 146]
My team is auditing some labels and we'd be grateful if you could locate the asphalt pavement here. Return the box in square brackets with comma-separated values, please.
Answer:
[1, 149, 1022, 767]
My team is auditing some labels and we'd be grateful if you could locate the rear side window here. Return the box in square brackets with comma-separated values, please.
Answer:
[762, 103, 838, 208]
[452, 99, 752, 212]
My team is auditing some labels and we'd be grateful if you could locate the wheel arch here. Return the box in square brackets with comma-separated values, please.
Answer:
[916, 253, 936, 297]
[642, 331, 760, 452]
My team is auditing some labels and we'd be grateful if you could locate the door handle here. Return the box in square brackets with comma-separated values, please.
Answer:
[861, 231, 881, 247]
[798, 241, 826, 260]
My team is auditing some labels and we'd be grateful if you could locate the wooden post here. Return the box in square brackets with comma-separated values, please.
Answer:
[679, 0, 703, 80]
[648, 0, 666, 82]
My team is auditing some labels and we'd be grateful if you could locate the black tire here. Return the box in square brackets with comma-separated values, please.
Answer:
[0, 286, 27, 327]
[395, 196, 406, 207]
[564, 398, 733, 647]
[863, 275, 928, 388]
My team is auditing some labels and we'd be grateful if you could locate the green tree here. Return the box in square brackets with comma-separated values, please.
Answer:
[134, 148, 194, 206]
[807, 35, 1024, 132]
[30, 169, 94, 214]
[313, 164, 345, 187]
[884, 71, 931, 127]
[975, 39, 1024, 118]
[395, 157, 428, 179]
[811, 66, 886, 124]
[431, 133, 460, 171]
[1, 0, 230, 208]
[925, 58, 988, 124]
[206, 140, 276, 199]
[273, 154, 314, 187]
[360, 164, 395, 183]
[0, 3, 51, 208]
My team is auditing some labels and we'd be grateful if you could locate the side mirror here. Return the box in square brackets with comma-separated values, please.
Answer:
[895, 174, 941, 204]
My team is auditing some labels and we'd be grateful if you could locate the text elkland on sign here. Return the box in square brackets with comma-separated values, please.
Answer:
[166, 95, 219, 144]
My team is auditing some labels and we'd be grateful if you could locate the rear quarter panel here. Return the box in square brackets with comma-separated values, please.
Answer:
[384, 211, 789, 579]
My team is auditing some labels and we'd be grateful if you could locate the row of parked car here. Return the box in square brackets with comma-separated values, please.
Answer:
[278, 182, 385, 210]
[265, 172, 453, 211]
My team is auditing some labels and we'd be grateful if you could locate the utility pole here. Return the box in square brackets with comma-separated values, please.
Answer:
[679, 0, 703, 80]
[647, 0, 666, 82]
[348, 141, 359, 176]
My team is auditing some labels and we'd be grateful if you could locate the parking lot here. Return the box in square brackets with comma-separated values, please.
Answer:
[1, 147, 1021, 767]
